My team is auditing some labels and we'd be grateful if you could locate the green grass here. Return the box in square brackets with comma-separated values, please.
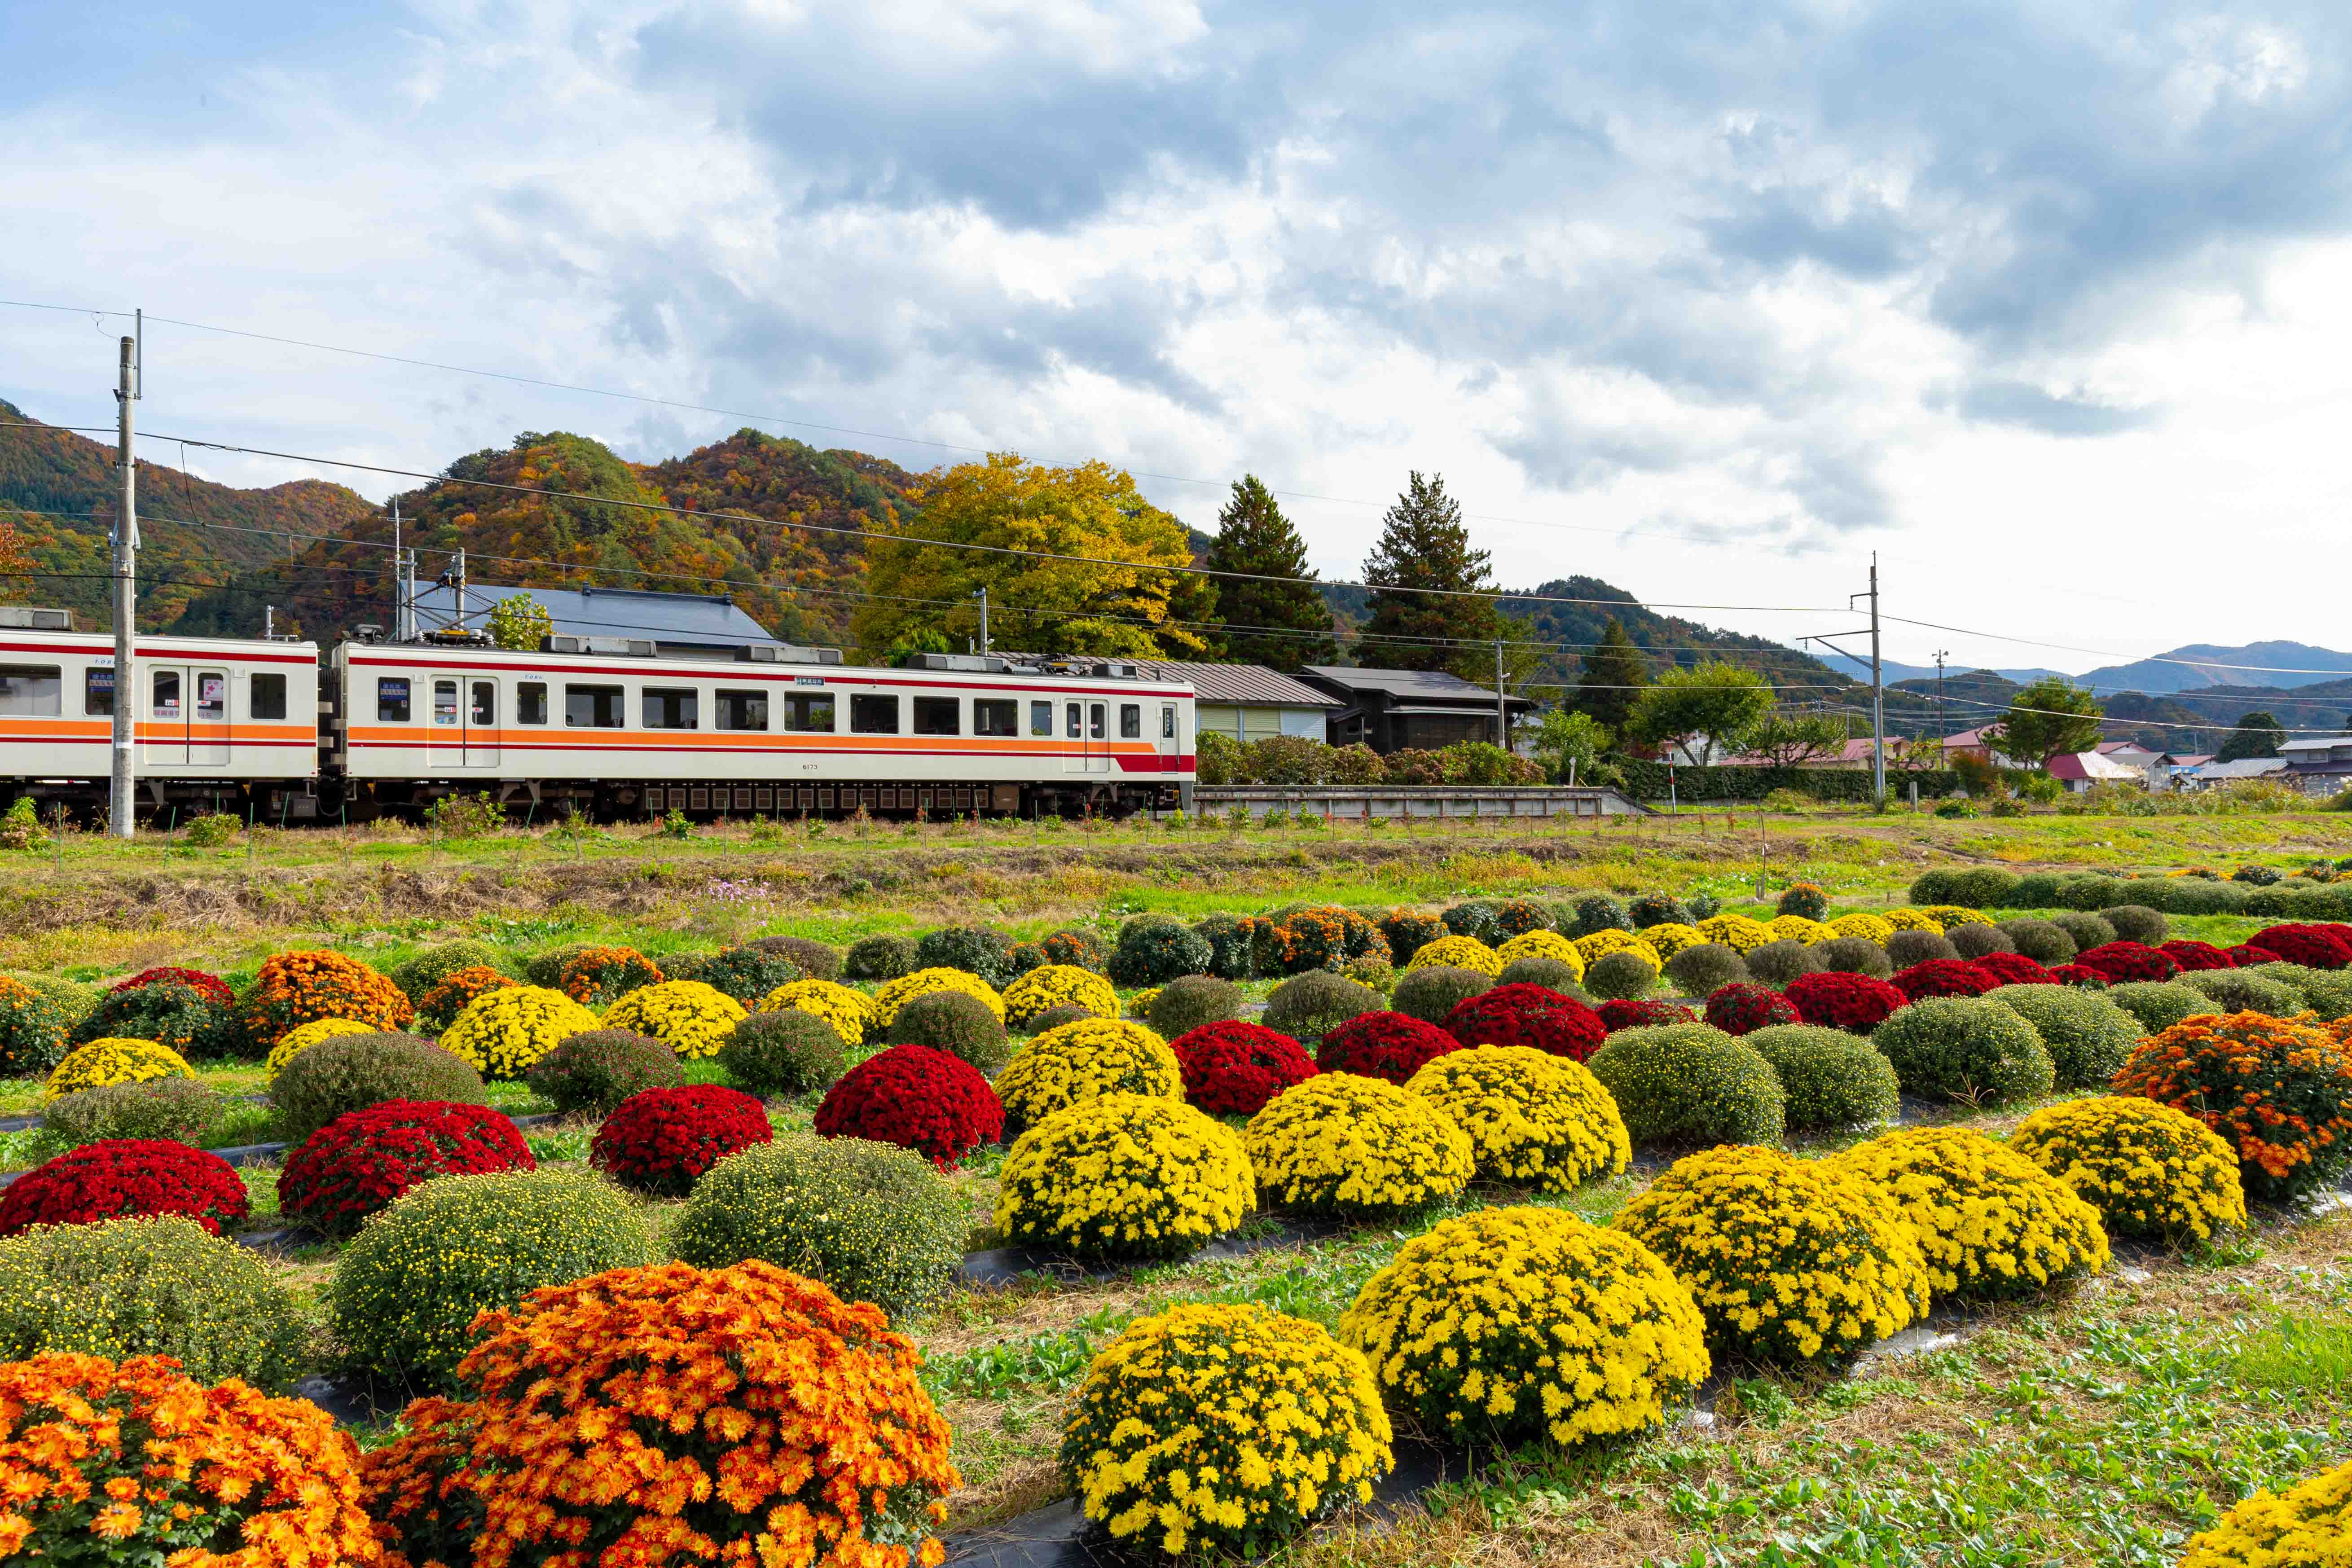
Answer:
[2229, 1313, 2352, 1395]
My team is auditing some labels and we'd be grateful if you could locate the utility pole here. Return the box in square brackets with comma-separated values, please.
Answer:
[1493, 639, 1508, 751]
[391, 499, 407, 642]
[1869, 554, 1886, 802]
[109, 329, 139, 839]
[1934, 648, 1948, 748]
[975, 586, 989, 654]
[264, 605, 275, 640]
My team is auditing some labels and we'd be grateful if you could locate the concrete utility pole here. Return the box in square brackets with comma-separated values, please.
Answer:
[1869, 555, 1886, 802]
[109, 330, 138, 838]
[391, 499, 406, 642]
[975, 586, 989, 654]
[1493, 639, 1508, 749]
[1934, 648, 1948, 742]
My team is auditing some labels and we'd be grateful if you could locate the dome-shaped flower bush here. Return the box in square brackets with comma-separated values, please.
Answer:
[1826, 1127, 2110, 1300]
[0, 976, 75, 1077]
[1584, 947, 1663, 1001]
[994, 1017, 1182, 1134]
[814, 1044, 1004, 1168]
[1314, 1010, 1464, 1084]
[1740, 1025, 1901, 1132]
[1169, 1021, 1317, 1117]
[2248, 923, 2352, 969]
[0, 1351, 378, 1567]
[1340, 1205, 1706, 1448]
[1406, 1045, 1628, 1191]
[555, 944, 664, 1006]
[358, 1261, 959, 1568]
[1495, 929, 1586, 977]
[1702, 982, 1798, 1037]
[70, 978, 237, 1060]
[2160, 940, 2236, 973]
[914, 924, 1021, 987]
[1970, 952, 2055, 988]
[1378, 910, 1446, 967]
[2113, 1011, 2352, 1199]
[1442, 982, 1607, 1062]
[1830, 912, 1896, 943]
[2229, 944, 2284, 967]
[882, 989, 1009, 1073]
[280, 1099, 534, 1237]
[1244, 1074, 1473, 1219]
[2051, 962, 2113, 988]
[996, 1094, 1254, 1261]
[2073, 941, 2181, 984]
[237, 949, 412, 1051]
[435, 984, 601, 1078]
[1613, 1144, 1930, 1362]
[1001, 963, 1121, 1028]
[44, 1037, 193, 1100]
[0, 1138, 249, 1237]
[111, 965, 233, 1005]
[589, 1084, 772, 1197]
[1881, 907, 1945, 933]
[721, 1009, 852, 1094]
[1406, 934, 1504, 977]
[598, 979, 748, 1060]
[1776, 882, 1830, 922]
[1637, 922, 1708, 961]
[2179, 1454, 2352, 1568]
[1768, 914, 1836, 945]
[1571, 927, 1659, 968]
[2104, 980, 2211, 1035]
[1106, 914, 1214, 986]
[1983, 984, 2141, 1089]
[1873, 996, 2055, 1107]
[754, 977, 878, 1048]
[1587, 1024, 1785, 1149]
[1891, 958, 1999, 1002]
[2010, 1095, 2246, 1242]
[1696, 914, 1776, 953]
[1629, 892, 1692, 929]
[261, 1015, 379, 1079]
[1063, 1303, 1391, 1558]
[1742, 940, 1820, 988]
[414, 964, 517, 1025]
[663, 945, 803, 1009]
[1388, 966, 1491, 1026]
[1253, 905, 1387, 975]
[1597, 998, 1697, 1032]
[871, 965, 1007, 1027]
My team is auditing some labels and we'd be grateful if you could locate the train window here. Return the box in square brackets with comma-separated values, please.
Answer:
[0, 665, 61, 716]
[376, 676, 409, 722]
[197, 673, 226, 722]
[1090, 703, 1106, 739]
[150, 670, 181, 719]
[566, 684, 624, 728]
[974, 699, 1017, 737]
[1161, 704, 1177, 740]
[642, 687, 699, 729]
[913, 696, 960, 736]
[517, 683, 548, 725]
[1064, 701, 1081, 738]
[84, 667, 114, 717]
[1119, 703, 1140, 739]
[717, 689, 770, 732]
[433, 680, 459, 725]
[250, 673, 287, 721]
[851, 694, 899, 734]
[471, 681, 497, 726]
[1030, 700, 1052, 737]
[781, 692, 833, 732]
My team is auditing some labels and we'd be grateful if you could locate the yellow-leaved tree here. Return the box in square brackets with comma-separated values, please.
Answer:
[852, 455, 1216, 659]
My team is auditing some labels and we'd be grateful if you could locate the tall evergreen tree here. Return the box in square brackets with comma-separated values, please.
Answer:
[1203, 475, 1337, 668]
[1360, 471, 1503, 677]
[1572, 617, 1649, 738]
[2217, 710, 2286, 763]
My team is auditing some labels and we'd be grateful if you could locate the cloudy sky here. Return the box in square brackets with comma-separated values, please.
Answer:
[5, 0, 2352, 676]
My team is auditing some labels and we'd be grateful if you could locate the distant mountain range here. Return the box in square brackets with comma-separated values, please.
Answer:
[1801, 646, 2065, 686]
[2073, 641, 2352, 695]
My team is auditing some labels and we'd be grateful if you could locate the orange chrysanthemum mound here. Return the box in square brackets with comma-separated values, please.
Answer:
[0, 1351, 379, 1567]
[238, 950, 413, 1051]
[2113, 1010, 2352, 1201]
[360, 1261, 959, 1568]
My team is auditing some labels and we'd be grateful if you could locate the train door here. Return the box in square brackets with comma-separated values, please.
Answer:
[1061, 699, 1087, 773]
[425, 673, 500, 770]
[1158, 702, 1179, 767]
[465, 677, 500, 769]
[147, 666, 229, 766]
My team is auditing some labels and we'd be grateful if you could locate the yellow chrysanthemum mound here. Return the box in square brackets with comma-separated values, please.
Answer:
[44, 1037, 194, 1100]
[1637, 922, 1706, 961]
[1063, 1304, 1393, 1559]
[2009, 1095, 2248, 1243]
[1495, 930, 1585, 977]
[1695, 914, 1776, 954]
[995, 1094, 1254, 1261]
[598, 980, 747, 1061]
[1406, 935, 1504, 977]
[1405, 1045, 1629, 1192]
[1572, 928, 1660, 966]
[871, 966, 1006, 1027]
[2181, 1454, 2352, 1568]
[995, 1018, 1181, 1135]
[1613, 1144, 1930, 1362]
[1341, 1206, 1710, 1447]
[438, 985, 603, 1078]
[1769, 914, 1838, 945]
[1000, 964, 1121, 1029]
[1825, 1127, 2110, 1301]
[1244, 1074, 1474, 1219]
[1829, 912, 1896, 943]
[1916, 905, 1993, 930]
[754, 979, 879, 1048]
[1881, 907, 1945, 933]
[264, 1016, 379, 1079]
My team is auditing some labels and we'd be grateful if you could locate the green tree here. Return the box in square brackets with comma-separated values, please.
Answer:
[485, 592, 554, 651]
[1531, 708, 1609, 784]
[1746, 708, 1850, 767]
[1987, 677, 2105, 764]
[1571, 617, 1649, 738]
[1625, 661, 1775, 763]
[1203, 475, 1336, 668]
[1360, 472, 1504, 678]
[851, 454, 1213, 659]
[2217, 710, 2286, 763]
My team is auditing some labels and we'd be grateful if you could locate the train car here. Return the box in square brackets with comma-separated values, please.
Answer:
[328, 636, 1197, 820]
[0, 614, 322, 820]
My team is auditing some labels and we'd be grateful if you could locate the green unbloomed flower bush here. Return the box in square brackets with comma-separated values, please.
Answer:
[1262, 971, 1380, 1040]
[673, 1134, 968, 1322]
[38, 1078, 228, 1151]
[1984, 984, 2142, 1089]
[1810, 937, 1894, 979]
[1587, 1023, 1786, 1148]
[1872, 997, 2055, 1107]
[2103, 980, 2214, 1037]
[1583, 948, 1661, 1001]
[523, 1029, 685, 1116]
[1390, 966, 1490, 1025]
[1739, 1025, 1900, 1132]
[885, 989, 1011, 1074]
[2264, 964, 2352, 1022]
[330, 1168, 651, 1391]
[270, 1031, 488, 1146]
[845, 933, 919, 981]
[0, 1215, 308, 1391]
[720, 1010, 852, 1095]
[2177, 967, 2304, 1019]
[389, 940, 512, 1008]
[1107, 914, 1215, 987]
[1146, 975, 1241, 1040]
[1662, 944, 1749, 996]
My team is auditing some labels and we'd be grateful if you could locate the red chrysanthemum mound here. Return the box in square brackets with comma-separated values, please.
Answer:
[2160, 940, 2235, 973]
[590, 1084, 772, 1197]
[1970, 952, 2056, 987]
[0, 1138, 249, 1237]
[813, 1043, 1004, 1168]
[281, 1100, 533, 1236]
[1785, 971, 1909, 1032]
[2073, 941, 2181, 984]
[2050, 963, 2111, 988]
[1890, 958, 1998, 1002]
[109, 966, 233, 1006]
[1314, 1010, 1465, 1084]
[2249, 924, 2352, 970]
[1442, 983, 1608, 1062]
[1702, 982, 1800, 1037]
[1169, 1021, 1318, 1116]
[1596, 998, 1696, 1032]
[2230, 944, 2284, 968]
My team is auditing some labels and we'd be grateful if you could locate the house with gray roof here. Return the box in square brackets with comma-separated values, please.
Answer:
[1128, 662, 1338, 743]
[1294, 666, 1532, 753]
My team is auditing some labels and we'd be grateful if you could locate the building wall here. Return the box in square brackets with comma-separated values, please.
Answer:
[1197, 703, 1330, 742]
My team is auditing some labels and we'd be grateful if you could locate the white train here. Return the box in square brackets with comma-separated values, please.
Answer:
[0, 612, 1197, 822]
